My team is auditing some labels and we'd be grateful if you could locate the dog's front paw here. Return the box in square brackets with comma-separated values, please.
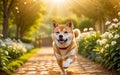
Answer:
[63, 58, 72, 69]
[63, 62, 70, 69]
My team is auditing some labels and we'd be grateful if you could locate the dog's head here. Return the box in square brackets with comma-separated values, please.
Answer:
[52, 20, 74, 48]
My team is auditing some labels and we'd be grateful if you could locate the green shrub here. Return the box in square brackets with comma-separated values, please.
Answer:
[0, 47, 39, 74]
[78, 28, 101, 61]
[96, 20, 120, 71]
[0, 38, 27, 74]
[78, 12, 120, 73]
[0, 49, 9, 71]
[77, 16, 93, 32]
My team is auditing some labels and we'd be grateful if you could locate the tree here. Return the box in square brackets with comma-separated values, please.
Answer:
[70, 0, 120, 33]
[13, 0, 45, 39]
[2, 0, 16, 38]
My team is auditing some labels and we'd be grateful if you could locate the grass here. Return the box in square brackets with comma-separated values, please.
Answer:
[2, 48, 40, 75]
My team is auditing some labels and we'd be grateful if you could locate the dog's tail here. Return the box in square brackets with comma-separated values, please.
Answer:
[73, 29, 81, 40]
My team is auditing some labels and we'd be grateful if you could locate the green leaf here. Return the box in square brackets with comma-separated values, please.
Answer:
[108, 62, 117, 69]
[113, 57, 120, 62]
[111, 52, 116, 59]
[116, 47, 120, 50]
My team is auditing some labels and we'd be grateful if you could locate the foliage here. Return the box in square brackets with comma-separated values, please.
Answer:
[78, 12, 120, 73]
[0, 38, 26, 74]
[70, 0, 120, 32]
[0, 36, 37, 74]
[76, 16, 93, 32]
[79, 28, 101, 61]
[0, 0, 45, 39]
[13, 0, 45, 39]
[96, 16, 120, 71]
[1, 48, 39, 74]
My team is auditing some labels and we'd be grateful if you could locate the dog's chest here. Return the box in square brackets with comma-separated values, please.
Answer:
[59, 50, 68, 56]
[55, 48, 76, 59]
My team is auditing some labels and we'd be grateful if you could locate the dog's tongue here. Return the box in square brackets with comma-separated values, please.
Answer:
[59, 41, 64, 43]
[59, 39, 64, 44]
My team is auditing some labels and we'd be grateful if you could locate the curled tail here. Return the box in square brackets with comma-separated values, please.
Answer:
[73, 29, 81, 40]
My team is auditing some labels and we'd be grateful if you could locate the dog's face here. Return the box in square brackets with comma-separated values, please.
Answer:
[52, 20, 74, 48]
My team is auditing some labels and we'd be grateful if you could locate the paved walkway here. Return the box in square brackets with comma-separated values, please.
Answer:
[12, 47, 118, 75]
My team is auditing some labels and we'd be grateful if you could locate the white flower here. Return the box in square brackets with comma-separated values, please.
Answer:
[114, 24, 118, 28]
[101, 33, 107, 38]
[0, 40, 3, 43]
[96, 39, 100, 44]
[114, 34, 120, 39]
[22, 48, 27, 52]
[102, 39, 107, 44]
[8, 45, 12, 48]
[116, 22, 120, 27]
[1, 43, 6, 47]
[105, 21, 111, 25]
[5, 51, 9, 55]
[111, 23, 116, 26]
[89, 27, 94, 31]
[113, 18, 118, 22]
[118, 12, 120, 16]
[111, 41, 117, 45]
[100, 48, 104, 53]
[108, 25, 112, 29]
[108, 33, 113, 39]
[0, 34, 3, 37]
[83, 28, 88, 32]
[99, 39, 107, 45]
[105, 44, 109, 48]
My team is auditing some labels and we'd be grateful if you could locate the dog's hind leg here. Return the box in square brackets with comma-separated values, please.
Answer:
[57, 59, 66, 75]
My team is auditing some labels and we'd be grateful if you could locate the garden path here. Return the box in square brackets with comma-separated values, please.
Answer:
[12, 47, 118, 75]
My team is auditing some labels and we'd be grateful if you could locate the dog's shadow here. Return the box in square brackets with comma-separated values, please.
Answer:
[49, 69, 80, 75]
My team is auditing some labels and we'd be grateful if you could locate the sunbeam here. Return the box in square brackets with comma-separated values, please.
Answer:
[42, 0, 73, 19]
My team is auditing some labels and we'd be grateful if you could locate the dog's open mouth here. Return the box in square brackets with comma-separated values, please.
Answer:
[58, 39, 67, 44]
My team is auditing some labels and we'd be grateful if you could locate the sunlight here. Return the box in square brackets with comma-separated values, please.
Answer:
[42, 0, 72, 18]
[51, 0, 65, 5]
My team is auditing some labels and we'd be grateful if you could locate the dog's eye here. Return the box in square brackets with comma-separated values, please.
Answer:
[64, 31, 68, 33]
[56, 32, 59, 34]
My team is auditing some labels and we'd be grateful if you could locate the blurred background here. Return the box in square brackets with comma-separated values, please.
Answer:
[0, 0, 120, 46]
[1, 0, 120, 74]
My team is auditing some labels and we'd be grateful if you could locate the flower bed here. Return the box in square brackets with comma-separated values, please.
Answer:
[0, 38, 36, 74]
[78, 12, 120, 73]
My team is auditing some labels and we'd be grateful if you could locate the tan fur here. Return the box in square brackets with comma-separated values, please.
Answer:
[52, 20, 80, 75]
[73, 29, 81, 40]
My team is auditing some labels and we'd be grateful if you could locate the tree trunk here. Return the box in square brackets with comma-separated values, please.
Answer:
[2, 15, 9, 38]
[2, 0, 9, 38]
[16, 24, 19, 39]
[2, 0, 15, 38]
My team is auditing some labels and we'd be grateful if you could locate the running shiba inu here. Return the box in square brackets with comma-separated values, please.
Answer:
[51, 20, 80, 75]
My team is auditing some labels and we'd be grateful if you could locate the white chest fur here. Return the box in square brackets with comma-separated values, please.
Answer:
[55, 48, 76, 59]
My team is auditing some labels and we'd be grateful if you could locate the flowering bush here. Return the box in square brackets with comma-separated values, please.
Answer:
[0, 37, 27, 73]
[79, 12, 120, 73]
[96, 14, 120, 71]
[0, 38, 27, 59]
[79, 28, 101, 60]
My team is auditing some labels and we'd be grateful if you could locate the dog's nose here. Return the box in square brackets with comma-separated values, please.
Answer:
[59, 35, 63, 38]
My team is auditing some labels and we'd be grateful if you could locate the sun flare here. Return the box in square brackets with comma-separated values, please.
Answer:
[51, 0, 65, 5]
[42, 0, 76, 18]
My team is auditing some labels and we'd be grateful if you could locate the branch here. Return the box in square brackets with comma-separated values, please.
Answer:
[3, 0, 7, 11]
[7, 0, 16, 15]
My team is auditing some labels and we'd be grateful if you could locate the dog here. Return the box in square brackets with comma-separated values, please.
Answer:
[51, 20, 80, 75]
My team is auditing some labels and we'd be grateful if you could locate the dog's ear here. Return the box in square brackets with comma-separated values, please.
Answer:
[52, 20, 58, 28]
[67, 20, 74, 29]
